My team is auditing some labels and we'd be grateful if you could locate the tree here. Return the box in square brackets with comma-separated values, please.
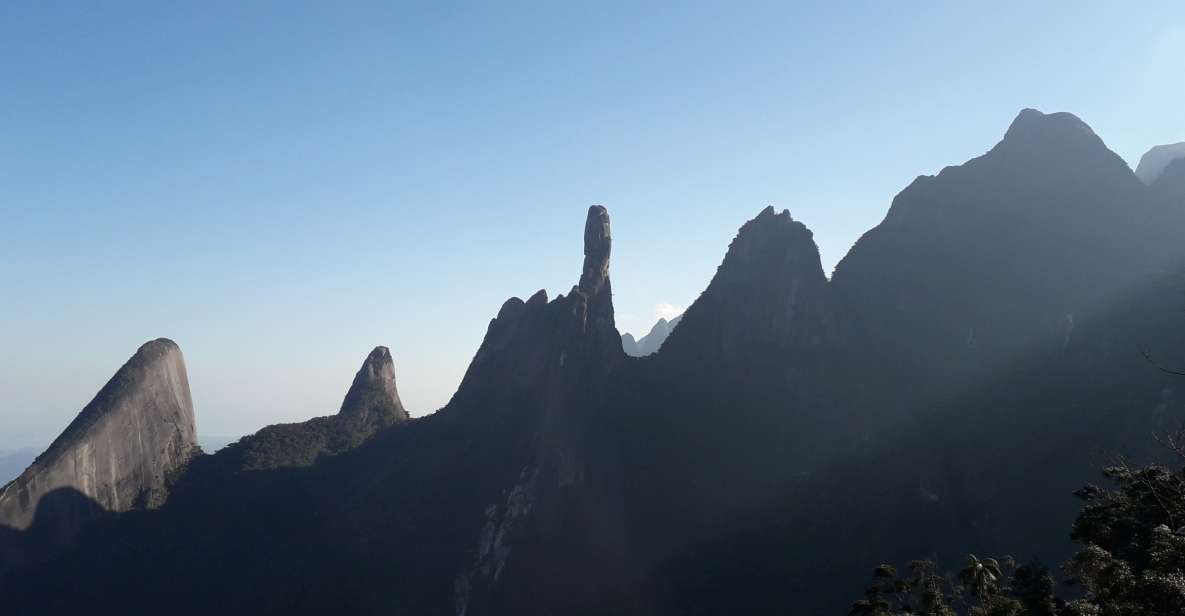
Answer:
[959, 555, 1002, 605]
[848, 454, 1185, 615]
[848, 560, 956, 616]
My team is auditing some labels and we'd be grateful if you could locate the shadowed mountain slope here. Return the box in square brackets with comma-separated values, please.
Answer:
[5, 111, 1185, 615]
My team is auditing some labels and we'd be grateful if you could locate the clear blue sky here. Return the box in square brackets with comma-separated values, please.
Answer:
[2, 2, 1183, 449]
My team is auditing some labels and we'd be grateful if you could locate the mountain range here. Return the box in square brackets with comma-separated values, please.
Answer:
[621, 314, 682, 357]
[3, 109, 1185, 614]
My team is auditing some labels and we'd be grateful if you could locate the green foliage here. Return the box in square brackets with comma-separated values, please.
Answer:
[849, 560, 957, 616]
[849, 456, 1185, 615]
[1010, 562, 1057, 616]
[960, 555, 1003, 605]
[223, 396, 404, 471]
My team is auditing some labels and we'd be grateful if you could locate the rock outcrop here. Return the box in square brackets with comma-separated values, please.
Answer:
[339, 346, 408, 422]
[453, 205, 619, 401]
[0, 338, 197, 565]
[450, 206, 626, 614]
[223, 345, 409, 471]
[1135, 142, 1185, 185]
[660, 206, 831, 365]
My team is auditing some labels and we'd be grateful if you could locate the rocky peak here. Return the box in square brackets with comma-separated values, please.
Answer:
[455, 206, 620, 398]
[0, 338, 197, 566]
[219, 345, 407, 473]
[1140, 143, 1185, 186]
[339, 346, 407, 422]
[660, 206, 830, 363]
[1000, 108, 1097, 145]
[868, 108, 1143, 236]
[978, 108, 1137, 190]
[447, 207, 622, 608]
[830, 109, 1169, 406]
[578, 205, 611, 297]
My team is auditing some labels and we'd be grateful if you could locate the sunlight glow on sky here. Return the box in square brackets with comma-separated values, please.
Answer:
[1, 2, 1183, 449]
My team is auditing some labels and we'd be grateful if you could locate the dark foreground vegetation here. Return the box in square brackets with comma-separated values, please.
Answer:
[851, 432, 1185, 615]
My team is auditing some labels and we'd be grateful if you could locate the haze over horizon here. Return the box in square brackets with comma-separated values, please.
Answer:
[3, 2, 1184, 450]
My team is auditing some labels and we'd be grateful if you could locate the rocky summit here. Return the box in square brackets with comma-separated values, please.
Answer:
[220, 345, 409, 471]
[339, 346, 408, 422]
[0, 338, 197, 569]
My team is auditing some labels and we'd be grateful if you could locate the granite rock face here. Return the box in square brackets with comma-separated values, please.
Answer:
[339, 346, 408, 422]
[0, 339, 197, 556]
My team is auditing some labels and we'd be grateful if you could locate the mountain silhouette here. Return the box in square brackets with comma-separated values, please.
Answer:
[621, 314, 682, 357]
[4, 110, 1185, 614]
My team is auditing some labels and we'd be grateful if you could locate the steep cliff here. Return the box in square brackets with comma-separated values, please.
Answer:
[0, 338, 197, 567]
[339, 346, 408, 422]
[449, 205, 628, 615]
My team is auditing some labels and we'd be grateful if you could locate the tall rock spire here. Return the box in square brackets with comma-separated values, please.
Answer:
[578, 205, 611, 297]
[450, 205, 624, 613]
[339, 346, 407, 422]
[454, 205, 621, 400]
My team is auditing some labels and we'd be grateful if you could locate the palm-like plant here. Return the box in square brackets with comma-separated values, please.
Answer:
[959, 554, 1002, 605]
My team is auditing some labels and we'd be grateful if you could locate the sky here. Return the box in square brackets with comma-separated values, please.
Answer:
[2, 2, 1184, 450]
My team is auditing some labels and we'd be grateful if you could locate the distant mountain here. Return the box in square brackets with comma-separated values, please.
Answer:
[1135, 142, 1185, 185]
[5, 109, 1185, 615]
[620, 314, 682, 357]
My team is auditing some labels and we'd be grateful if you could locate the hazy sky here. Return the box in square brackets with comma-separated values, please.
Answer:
[2, 2, 1183, 449]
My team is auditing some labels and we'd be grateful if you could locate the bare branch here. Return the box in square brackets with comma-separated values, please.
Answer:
[1140, 347, 1185, 377]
